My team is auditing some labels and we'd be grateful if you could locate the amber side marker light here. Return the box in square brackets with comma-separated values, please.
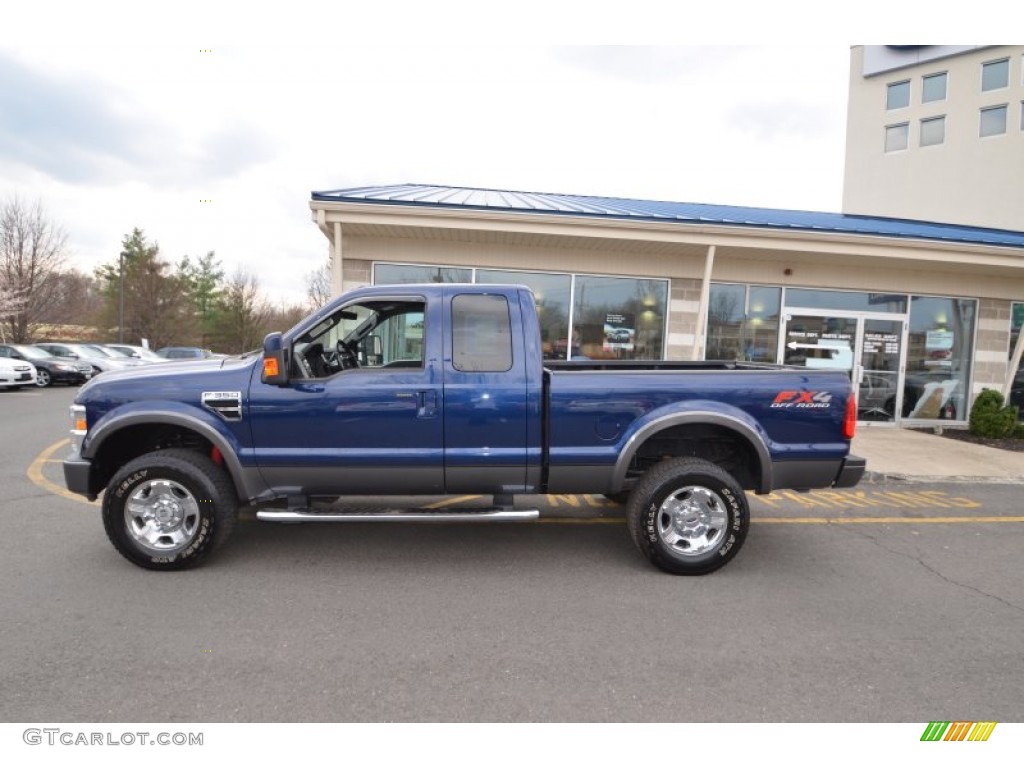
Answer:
[844, 395, 857, 440]
[263, 357, 279, 378]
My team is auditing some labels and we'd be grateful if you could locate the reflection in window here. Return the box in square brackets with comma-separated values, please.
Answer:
[786, 288, 908, 314]
[1011, 302, 1024, 415]
[374, 264, 472, 284]
[706, 284, 781, 362]
[571, 276, 667, 361]
[905, 296, 976, 421]
[477, 269, 570, 361]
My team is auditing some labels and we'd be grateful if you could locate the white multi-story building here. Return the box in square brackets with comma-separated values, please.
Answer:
[843, 45, 1024, 232]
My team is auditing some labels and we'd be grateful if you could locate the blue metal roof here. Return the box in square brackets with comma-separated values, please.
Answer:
[311, 183, 1024, 249]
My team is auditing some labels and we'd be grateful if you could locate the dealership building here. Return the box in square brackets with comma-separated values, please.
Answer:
[308, 47, 1024, 429]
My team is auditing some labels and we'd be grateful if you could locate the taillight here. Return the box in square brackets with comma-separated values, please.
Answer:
[843, 395, 857, 440]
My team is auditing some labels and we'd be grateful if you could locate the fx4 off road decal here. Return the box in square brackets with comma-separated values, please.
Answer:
[771, 390, 833, 409]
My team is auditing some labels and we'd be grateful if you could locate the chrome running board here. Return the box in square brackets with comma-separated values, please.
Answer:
[256, 508, 540, 524]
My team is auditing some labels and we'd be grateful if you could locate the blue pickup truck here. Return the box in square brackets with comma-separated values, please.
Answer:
[64, 284, 864, 574]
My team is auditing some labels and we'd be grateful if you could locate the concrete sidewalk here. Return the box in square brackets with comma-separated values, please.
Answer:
[852, 426, 1024, 484]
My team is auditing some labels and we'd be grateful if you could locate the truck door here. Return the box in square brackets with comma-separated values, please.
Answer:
[442, 289, 535, 494]
[249, 293, 445, 496]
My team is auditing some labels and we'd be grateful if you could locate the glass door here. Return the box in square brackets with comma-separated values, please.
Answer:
[782, 312, 906, 424]
[858, 319, 905, 423]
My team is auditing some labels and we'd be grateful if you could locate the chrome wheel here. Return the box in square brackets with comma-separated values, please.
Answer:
[124, 479, 201, 555]
[655, 485, 728, 557]
[36, 369, 51, 387]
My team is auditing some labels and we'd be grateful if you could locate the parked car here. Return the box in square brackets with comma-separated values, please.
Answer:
[102, 344, 171, 363]
[0, 356, 37, 389]
[156, 346, 223, 360]
[34, 343, 143, 375]
[0, 343, 91, 387]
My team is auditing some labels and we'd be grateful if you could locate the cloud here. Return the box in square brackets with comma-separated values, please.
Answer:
[0, 52, 275, 187]
[554, 45, 739, 83]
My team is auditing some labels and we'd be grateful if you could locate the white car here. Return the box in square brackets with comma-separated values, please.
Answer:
[0, 357, 37, 389]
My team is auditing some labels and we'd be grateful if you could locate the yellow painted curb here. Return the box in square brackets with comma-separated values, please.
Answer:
[27, 438, 97, 506]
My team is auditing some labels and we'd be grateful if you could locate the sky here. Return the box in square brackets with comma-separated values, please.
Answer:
[0, 3, 995, 307]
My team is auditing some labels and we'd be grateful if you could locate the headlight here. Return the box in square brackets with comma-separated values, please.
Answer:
[55, 363, 76, 372]
[69, 405, 87, 453]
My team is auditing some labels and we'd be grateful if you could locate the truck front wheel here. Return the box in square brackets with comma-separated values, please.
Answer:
[626, 458, 748, 575]
[102, 449, 238, 570]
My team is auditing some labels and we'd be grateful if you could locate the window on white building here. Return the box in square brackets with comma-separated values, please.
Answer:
[884, 122, 909, 152]
[920, 116, 945, 147]
[980, 105, 1008, 137]
[982, 58, 1009, 91]
[886, 80, 911, 110]
[922, 72, 947, 103]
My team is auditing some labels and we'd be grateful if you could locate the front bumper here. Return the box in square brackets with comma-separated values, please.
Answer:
[833, 454, 866, 488]
[63, 455, 95, 498]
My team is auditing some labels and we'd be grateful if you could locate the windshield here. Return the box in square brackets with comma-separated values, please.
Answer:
[13, 345, 51, 360]
[83, 345, 115, 358]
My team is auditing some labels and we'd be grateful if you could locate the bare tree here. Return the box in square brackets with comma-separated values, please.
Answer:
[306, 263, 331, 311]
[214, 269, 272, 353]
[0, 197, 68, 342]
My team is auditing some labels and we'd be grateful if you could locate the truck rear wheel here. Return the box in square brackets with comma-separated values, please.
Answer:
[102, 449, 238, 570]
[626, 458, 748, 575]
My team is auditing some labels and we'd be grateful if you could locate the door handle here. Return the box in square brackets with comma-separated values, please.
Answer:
[417, 390, 438, 419]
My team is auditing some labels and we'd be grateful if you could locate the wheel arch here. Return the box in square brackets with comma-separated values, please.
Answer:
[82, 410, 262, 502]
[612, 408, 773, 493]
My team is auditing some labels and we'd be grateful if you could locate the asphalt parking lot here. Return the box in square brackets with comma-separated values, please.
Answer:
[3, 386, 1023, 723]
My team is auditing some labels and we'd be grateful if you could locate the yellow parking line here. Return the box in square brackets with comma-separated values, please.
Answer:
[26, 444, 1024, 526]
[27, 438, 97, 506]
[756, 516, 1024, 524]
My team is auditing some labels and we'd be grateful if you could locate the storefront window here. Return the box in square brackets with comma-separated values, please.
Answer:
[374, 264, 472, 284]
[571, 275, 667, 360]
[476, 270, 571, 361]
[786, 288, 908, 314]
[1010, 302, 1023, 414]
[905, 297, 976, 420]
[707, 284, 781, 362]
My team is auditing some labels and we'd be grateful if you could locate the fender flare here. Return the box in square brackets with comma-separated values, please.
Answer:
[611, 408, 774, 493]
[82, 407, 266, 501]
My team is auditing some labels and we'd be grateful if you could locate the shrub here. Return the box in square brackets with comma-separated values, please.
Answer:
[969, 389, 1019, 439]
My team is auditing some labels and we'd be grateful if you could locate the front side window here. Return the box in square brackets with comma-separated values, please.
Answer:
[452, 294, 512, 372]
[982, 58, 1009, 91]
[922, 72, 947, 103]
[885, 122, 909, 152]
[294, 299, 426, 378]
[886, 80, 910, 110]
[920, 116, 946, 147]
[980, 105, 1008, 137]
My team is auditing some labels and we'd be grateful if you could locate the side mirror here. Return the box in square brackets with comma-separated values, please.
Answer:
[261, 332, 289, 386]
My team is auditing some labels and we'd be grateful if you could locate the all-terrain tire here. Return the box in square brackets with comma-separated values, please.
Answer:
[626, 458, 749, 575]
[102, 449, 238, 570]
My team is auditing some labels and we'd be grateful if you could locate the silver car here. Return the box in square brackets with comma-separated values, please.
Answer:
[34, 343, 144, 375]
